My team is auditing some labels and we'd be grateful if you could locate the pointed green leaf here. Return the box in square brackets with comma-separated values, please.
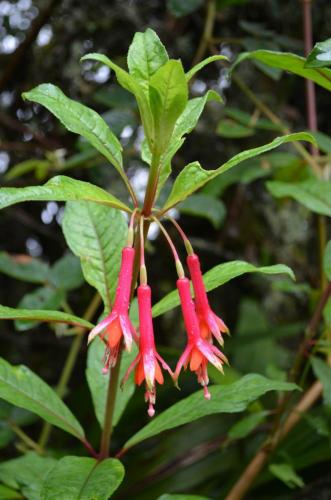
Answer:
[0, 452, 57, 500]
[324, 241, 331, 281]
[0, 175, 131, 213]
[311, 357, 331, 406]
[267, 179, 331, 217]
[86, 339, 136, 429]
[41, 456, 124, 500]
[179, 194, 226, 228]
[0, 483, 22, 499]
[0, 305, 93, 328]
[127, 29, 168, 91]
[153, 261, 294, 317]
[0, 252, 49, 284]
[216, 119, 255, 138]
[305, 38, 331, 68]
[81, 53, 154, 146]
[14, 286, 65, 331]
[162, 133, 316, 211]
[23, 84, 123, 173]
[228, 411, 269, 439]
[123, 374, 298, 449]
[269, 463, 304, 489]
[143, 90, 222, 196]
[149, 59, 188, 154]
[49, 253, 84, 291]
[186, 55, 229, 81]
[0, 358, 85, 440]
[62, 201, 127, 311]
[232, 50, 331, 91]
[168, 0, 204, 18]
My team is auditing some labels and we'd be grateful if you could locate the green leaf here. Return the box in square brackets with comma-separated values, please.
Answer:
[267, 179, 331, 217]
[224, 107, 283, 131]
[49, 253, 84, 291]
[0, 483, 22, 499]
[167, 0, 203, 17]
[0, 358, 85, 440]
[309, 130, 331, 154]
[0, 175, 131, 213]
[0, 304, 93, 329]
[232, 50, 331, 91]
[0, 452, 57, 500]
[127, 29, 168, 91]
[216, 119, 255, 138]
[41, 456, 124, 500]
[269, 463, 304, 489]
[179, 194, 226, 228]
[305, 38, 331, 68]
[86, 339, 136, 429]
[324, 241, 331, 281]
[23, 84, 123, 173]
[5, 159, 50, 181]
[81, 53, 154, 146]
[123, 374, 298, 449]
[0, 252, 49, 284]
[153, 261, 294, 317]
[62, 201, 127, 311]
[311, 357, 331, 406]
[149, 60, 188, 154]
[228, 411, 268, 439]
[162, 133, 315, 211]
[14, 286, 65, 331]
[186, 55, 229, 81]
[145, 90, 222, 196]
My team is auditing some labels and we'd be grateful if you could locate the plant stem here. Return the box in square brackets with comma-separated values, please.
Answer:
[142, 152, 161, 216]
[98, 224, 145, 458]
[231, 72, 322, 176]
[225, 381, 323, 500]
[9, 421, 44, 454]
[301, 0, 327, 290]
[38, 292, 102, 450]
[99, 350, 123, 460]
[192, 0, 216, 67]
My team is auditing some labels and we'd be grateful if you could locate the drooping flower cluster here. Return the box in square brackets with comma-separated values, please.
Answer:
[88, 214, 229, 416]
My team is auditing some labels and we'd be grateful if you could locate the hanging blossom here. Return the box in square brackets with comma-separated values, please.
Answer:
[187, 253, 229, 346]
[175, 277, 228, 399]
[122, 283, 173, 417]
[122, 216, 173, 417]
[88, 246, 137, 372]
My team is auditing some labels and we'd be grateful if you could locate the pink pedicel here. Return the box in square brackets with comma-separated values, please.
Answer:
[122, 284, 172, 417]
[175, 277, 228, 399]
[88, 246, 137, 372]
[187, 253, 229, 346]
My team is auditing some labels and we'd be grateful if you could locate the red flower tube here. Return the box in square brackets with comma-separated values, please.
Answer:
[175, 277, 228, 399]
[187, 253, 228, 346]
[88, 246, 137, 372]
[122, 284, 172, 417]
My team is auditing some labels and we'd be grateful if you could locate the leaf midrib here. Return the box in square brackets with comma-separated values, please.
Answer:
[0, 366, 83, 440]
[86, 204, 112, 311]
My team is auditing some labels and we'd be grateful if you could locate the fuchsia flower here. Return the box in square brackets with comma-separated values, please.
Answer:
[175, 277, 228, 399]
[122, 284, 172, 417]
[88, 246, 137, 372]
[187, 254, 229, 346]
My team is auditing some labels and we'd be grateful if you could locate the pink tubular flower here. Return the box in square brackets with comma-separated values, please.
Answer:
[187, 254, 228, 346]
[175, 277, 228, 399]
[122, 284, 172, 417]
[88, 246, 137, 372]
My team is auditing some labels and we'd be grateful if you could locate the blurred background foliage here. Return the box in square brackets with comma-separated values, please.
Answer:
[0, 0, 331, 498]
